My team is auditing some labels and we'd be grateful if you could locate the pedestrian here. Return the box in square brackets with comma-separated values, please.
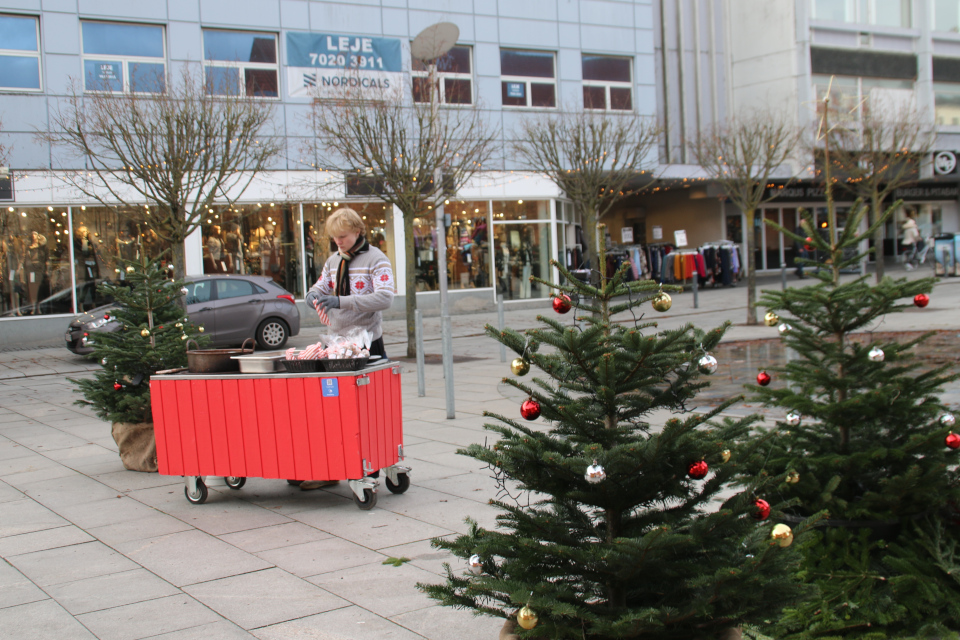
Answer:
[901, 210, 921, 271]
[299, 207, 395, 491]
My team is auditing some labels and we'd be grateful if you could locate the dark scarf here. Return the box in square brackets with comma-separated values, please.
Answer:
[336, 236, 369, 296]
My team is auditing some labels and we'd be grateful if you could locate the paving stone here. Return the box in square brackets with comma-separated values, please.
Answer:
[58, 495, 161, 530]
[0, 525, 93, 557]
[93, 469, 183, 492]
[45, 568, 181, 615]
[116, 530, 271, 587]
[292, 503, 455, 551]
[86, 513, 194, 546]
[0, 478, 23, 503]
[183, 567, 348, 629]
[307, 559, 444, 617]
[8, 540, 140, 588]
[251, 604, 423, 640]
[139, 620, 256, 639]
[378, 487, 499, 535]
[0, 498, 70, 538]
[0, 558, 50, 609]
[376, 539, 459, 577]
[219, 522, 333, 554]
[20, 473, 122, 509]
[0, 598, 97, 639]
[76, 594, 223, 640]
[255, 538, 385, 578]
[391, 603, 505, 640]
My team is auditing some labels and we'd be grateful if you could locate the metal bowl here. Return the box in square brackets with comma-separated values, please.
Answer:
[231, 353, 285, 373]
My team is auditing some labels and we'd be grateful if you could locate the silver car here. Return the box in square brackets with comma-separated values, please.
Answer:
[66, 274, 301, 354]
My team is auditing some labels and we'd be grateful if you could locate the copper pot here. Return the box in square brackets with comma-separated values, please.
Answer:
[185, 338, 255, 374]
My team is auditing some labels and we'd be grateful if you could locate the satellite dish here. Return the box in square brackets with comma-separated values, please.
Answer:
[411, 22, 459, 62]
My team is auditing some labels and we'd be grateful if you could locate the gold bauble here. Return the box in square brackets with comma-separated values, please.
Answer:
[764, 312, 779, 327]
[771, 523, 794, 547]
[786, 470, 800, 484]
[181, 334, 188, 340]
[175, 322, 183, 328]
[720, 449, 731, 463]
[517, 606, 539, 630]
[510, 358, 530, 376]
[198, 326, 205, 333]
[125, 266, 135, 273]
[140, 328, 150, 337]
[652, 292, 672, 312]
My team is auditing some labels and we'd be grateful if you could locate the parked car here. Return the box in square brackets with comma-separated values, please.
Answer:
[65, 274, 300, 355]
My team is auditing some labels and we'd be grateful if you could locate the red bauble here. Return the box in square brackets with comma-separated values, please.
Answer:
[946, 432, 960, 449]
[804, 237, 813, 251]
[753, 498, 771, 520]
[914, 293, 930, 308]
[757, 371, 772, 386]
[113, 382, 122, 391]
[688, 460, 709, 479]
[553, 294, 572, 314]
[520, 398, 541, 420]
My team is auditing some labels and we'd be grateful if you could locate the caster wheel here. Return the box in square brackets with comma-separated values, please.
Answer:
[385, 473, 410, 494]
[184, 478, 208, 504]
[224, 476, 246, 490]
[286, 480, 303, 486]
[352, 488, 378, 510]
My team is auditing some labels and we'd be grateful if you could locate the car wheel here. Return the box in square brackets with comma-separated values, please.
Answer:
[256, 318, 289, 350]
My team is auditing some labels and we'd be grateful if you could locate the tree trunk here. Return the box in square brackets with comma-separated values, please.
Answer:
[403, 213, 418, 358]
[170, 237, 186, 281]
[745, 208, 758, 325]
[872, 192, 885, 283]
[582, 212, 599, 283]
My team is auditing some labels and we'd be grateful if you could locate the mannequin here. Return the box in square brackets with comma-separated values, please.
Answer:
[518, 233, 533, 299]
[205, 224, 226, 273]
[259, 223, 281, 280]
[25, 230, 47, 314]
[3, 234, 24, 314]
[224, 221, 244, 274]
[303, 221, 316, 283]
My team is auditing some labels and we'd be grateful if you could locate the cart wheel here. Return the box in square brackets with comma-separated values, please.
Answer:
[184, 478, 208, 504]
[352, 488, 378, 510]
[385, 473, 410, 494]
[286, 479, 303, 486]
[224, 476, 246, 490]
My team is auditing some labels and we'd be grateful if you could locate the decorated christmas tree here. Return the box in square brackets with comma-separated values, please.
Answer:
[73, 255, 203, 426]
[741, 138, 960, 637]
[420, 252, 810, 639]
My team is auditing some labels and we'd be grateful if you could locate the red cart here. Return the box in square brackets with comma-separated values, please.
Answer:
[150, 360, 409, 510]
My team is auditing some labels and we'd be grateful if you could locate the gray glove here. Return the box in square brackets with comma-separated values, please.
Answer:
[318, 295, 340, 310]
[305, 290, 321, 309]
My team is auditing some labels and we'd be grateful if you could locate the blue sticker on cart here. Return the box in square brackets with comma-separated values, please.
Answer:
[321, 378, 339, 397]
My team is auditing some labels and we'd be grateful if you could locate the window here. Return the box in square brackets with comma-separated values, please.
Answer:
[81, 22, 166, 93]
[812, 0, 911, 27]
[935, 83, 960, 125]
[185, 281, 212, 305]
[216, 279, 261, 300]
[0, 14, 41, 90]
[500, 49, 556, 108]
[203, 30, 278, 98]
[935, 0, 960, 32]
[412, 45, 473, 105]
[813, 74, 914, 123]
[582, 54, 633, 110]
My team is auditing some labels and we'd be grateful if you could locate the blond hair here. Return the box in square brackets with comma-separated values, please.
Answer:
[326, 208, 365, 237]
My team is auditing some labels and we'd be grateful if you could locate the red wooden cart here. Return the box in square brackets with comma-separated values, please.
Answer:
[150, 360, 409, 510]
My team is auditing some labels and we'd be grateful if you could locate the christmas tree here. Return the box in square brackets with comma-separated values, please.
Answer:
[73, 255, 203, 425]
[741, 132, 960, 637]
[420, 253, 810, 639]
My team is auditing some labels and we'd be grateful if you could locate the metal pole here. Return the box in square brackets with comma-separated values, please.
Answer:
[781, 262, 787, 290]
[692, 273, 699, 309]
[441, 315, 455, 418]
[415, 309, 426, 397]
[498, 294, 506, 363]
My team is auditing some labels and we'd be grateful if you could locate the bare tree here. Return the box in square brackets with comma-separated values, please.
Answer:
[0, 117, 9, 168]
[817, 97, 934, 282]
[38, 66, 282, 278]
[305, 80, 497, 358]
[512, 109, 660, 281]
[690, 109, 801, 325]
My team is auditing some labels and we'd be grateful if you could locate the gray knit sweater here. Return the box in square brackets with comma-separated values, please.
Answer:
[307, 246, 395, 341]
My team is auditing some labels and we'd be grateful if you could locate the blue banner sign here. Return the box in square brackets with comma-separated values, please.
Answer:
[506, 82, 525, 99]
[287, 32, 402, 72]
[321, 378, 339, 397]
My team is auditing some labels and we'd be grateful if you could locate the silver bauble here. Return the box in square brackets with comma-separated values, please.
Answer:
[585, 463, 607, 484]
[778, 323, 792, 335]
[466, 554, 483, 575]
[785, 411, 801, 426]
[868, 346, 885, 362]
[941, 413, 956, 427]
[698, 354, 718, 375]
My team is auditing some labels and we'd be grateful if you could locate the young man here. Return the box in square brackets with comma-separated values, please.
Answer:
[298, 208, 395, 492]
[901, 210, 921, 271]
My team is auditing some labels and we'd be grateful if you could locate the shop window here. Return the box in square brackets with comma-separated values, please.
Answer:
[2, 207, 70, 316]
[200, 203, 301, 297]
[82, 21, 166, 93]
[492, 222, 552, 300]
[302, 201, 396, 295]
[582, 54, 632, 110]
[813, 74, 914, 124]
[492, 199, 550, 221]
[203, 29, 278, 98]
[500, 49, 556, 108]
[412, 45, 473, 105]
[0, 14, 41, 91]
[409, 201, 491, 292]
[813, 0, 911, 27]
[935, 82, 960, 125]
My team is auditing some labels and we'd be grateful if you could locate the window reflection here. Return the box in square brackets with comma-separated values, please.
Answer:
[2, 207, 71, 316]
[413, 201, 491, 291]
[493, 221, 551, 300]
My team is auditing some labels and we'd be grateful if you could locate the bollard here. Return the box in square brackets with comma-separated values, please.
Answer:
[415, 310, 425, 397]
[692, 273, 699, 309]
[498, 294, 506, 363]
[441, 315, 455, 419]
[781, 262, 787, 290]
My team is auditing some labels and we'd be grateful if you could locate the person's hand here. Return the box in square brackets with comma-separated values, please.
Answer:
[305, 290, 320, 309]
[318, 295, 340, 310]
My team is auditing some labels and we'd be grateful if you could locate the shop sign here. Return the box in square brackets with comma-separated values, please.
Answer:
[765, 185, 829, 201]
[674, 229, 688, 247]
[321, 378, 339, 397]
[934, 151, 958, 176]
[652, 225, 662, 240]
[0, 169, 12, 202]
[892, 185, 960, 201]
[286, 32, 403, 99]
[506, 82, 525, 98]
[620, 227, 634, 243]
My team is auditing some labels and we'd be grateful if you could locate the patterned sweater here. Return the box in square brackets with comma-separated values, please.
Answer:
[308, 246, 395, 341]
